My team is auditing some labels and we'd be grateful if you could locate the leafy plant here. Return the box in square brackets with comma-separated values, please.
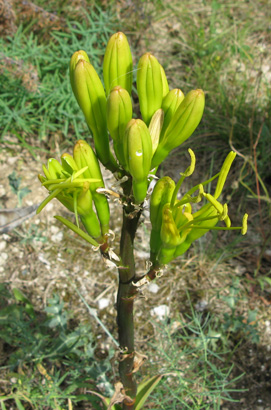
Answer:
[221, 277, 259, 344]
[8, 171, 31, 206]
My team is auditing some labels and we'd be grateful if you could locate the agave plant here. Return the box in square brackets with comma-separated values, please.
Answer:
[38, 31, 248, 409]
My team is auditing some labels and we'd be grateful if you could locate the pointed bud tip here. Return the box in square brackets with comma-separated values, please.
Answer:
[140, 52, 155, 62]
[115, 31, 126, 39]
[74, 139, 86, 147]
[111, 85, 123, 92]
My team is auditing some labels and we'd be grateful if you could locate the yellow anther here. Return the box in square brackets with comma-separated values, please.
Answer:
[181, 148, 196, 177]
[242, 213, 248, 235]
[214, 151, 236, 199]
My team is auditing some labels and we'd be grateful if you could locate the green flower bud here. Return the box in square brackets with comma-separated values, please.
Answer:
[69, 50, 90, 93]
[73, 140, 103, 187]
[73, 140, 110, 235]
[103, 32, 133, 95]
[77, 183, 102, 240]
[70, 57, 117, 171]
[160, 88, 185, 140]
[158, 205, 194, 265]
[150, 177, 175, 231]
[148, 109, 164, 155]
[160, 204, 182, 248]
[150, 176, 175, 262]
[158, 204, 182, 265]
[160, 64, 169, 98]
[152, 89, 205, 168]
[47, 158, 64, 179]
[137, 53, 163, 125]
[106, 86, 133, 166]
[58, 184, 102, 241]
[61, 153, 78, 174]
[123, 119, 152, 203]
[174, 240, 192, 258]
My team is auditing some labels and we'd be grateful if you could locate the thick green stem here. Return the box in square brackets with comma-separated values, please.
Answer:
[117, 193, 141, 409]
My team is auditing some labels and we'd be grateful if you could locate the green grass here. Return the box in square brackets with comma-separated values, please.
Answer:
[0, 5, 117, 146]
[0, 285, 114, 410]
[1, 284, 250, 410]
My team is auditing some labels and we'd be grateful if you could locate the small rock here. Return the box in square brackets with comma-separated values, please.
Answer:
[51, 231, 63, 243]
[7, 157, 17, 165]
[0, 185, 6, 197]
[148, 283, 160, 294]
[97, 298, 110, 310]
[195, 300, 208, 312]
[46, 203, 54, 212]
[136, 249, 149, 259]
[51, 225, 59, 234]
[150, 304, 170, 320]
[38, 254, 50, 266]
[0, 252, 8, 266]
[0, 241, 7, 251]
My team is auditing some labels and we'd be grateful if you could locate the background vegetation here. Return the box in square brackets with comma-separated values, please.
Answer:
[0, 0, 270, 409]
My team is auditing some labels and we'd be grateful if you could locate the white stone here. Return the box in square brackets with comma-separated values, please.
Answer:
[97, 298, 110, 310]
[38, 254, 50, 266]
[0, 185, 6, 197]
[7, 157, 17, 165]
[46, 203, 54, 212]
[51, 231, 63, 243]
[0, 241, 7, 251]
[51, 225, 59, 234]
[0, 252, 8, 266]
[150, 304, 170, 320]
[148, 283, 160, 294]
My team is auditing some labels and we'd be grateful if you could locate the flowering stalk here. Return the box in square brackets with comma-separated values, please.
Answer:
[37, 31, 248, 410]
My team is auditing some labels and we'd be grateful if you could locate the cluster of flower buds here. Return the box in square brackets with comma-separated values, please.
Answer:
[150, 150, 248, 265]
[69, 32, 205, 204]
[37, 140, 110, 246]
[38, 31, 247, 258]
